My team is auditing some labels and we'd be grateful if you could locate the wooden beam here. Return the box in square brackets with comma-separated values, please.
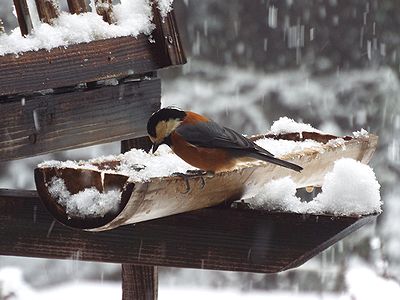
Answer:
[0, 189, 376, 273]
[122, 264, 158, 299]
[35, 0, 60, 24]
[95, 0, 114, 24]
[13, 0, 33, 36]
[67, 0, 88, 14]
[0, 33, 180, 96]
[0, 77, 161, 162]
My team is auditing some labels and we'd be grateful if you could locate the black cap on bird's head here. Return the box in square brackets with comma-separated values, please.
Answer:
[147, 107, 187, 153]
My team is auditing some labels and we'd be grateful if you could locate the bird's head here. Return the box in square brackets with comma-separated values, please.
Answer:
[147, 107, 187, 153]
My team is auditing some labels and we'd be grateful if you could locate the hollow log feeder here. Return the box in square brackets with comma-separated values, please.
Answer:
[67, 0, 88, 14]
[13, 0, 33, 36]
[34, 132, 378, 231]
[95, 0, 114, 24]
[35, 0, 60, 24]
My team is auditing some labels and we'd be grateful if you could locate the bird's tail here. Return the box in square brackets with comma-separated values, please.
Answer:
[252, 153, 303, 172]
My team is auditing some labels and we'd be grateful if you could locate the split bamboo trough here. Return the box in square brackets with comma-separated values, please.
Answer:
[35, 131, 378, 231]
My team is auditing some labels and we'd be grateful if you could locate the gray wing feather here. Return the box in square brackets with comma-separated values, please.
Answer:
[176, 121, 274, 157]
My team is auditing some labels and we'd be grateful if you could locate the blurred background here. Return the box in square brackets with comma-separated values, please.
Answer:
[1, 0, 400, 299]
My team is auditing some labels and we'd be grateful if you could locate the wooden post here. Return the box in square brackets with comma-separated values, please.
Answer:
[121, 136, 157, 299]
[95, 0, 114, 24]
[122, 264, 158, 300]
[67, 0, 88, 14]
[121, 136, 153, 153]
[13, 0, 33, 36]
[35, 0, 60, 24]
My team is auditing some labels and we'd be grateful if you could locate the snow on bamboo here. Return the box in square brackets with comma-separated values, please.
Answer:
[39, 117, 379, 218]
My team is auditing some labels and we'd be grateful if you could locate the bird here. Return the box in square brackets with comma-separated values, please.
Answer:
[147, 107, 303, 174]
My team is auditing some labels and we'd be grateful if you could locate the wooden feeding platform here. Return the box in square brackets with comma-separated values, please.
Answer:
[0, 1, 379, 299]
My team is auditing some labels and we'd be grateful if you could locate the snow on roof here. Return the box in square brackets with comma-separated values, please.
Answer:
[249, 158, 381, 216]
[0, 0, 173, 56]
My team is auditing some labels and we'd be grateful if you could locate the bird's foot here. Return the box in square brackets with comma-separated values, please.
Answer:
[172, 170, 214, 194]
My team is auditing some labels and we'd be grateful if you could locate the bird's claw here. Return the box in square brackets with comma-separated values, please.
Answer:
[172, 170, 214, 194]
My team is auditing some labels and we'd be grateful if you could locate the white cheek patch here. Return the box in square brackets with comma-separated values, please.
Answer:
[155, 119, 181, 142]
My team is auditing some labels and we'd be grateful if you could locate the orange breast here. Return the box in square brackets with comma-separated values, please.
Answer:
[170, 132, 237, 172]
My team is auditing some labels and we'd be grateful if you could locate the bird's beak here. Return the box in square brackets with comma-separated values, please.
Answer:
[151, 142, 160, 153]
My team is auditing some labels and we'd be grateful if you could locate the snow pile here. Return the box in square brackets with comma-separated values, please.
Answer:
[0, 0, 174, 55]
[269, 117, 321, 135]
[47, 177, 121, 218]
[249, 158, 382, 216]
[157, 0, 174, 18]
[346, 259, 400, 300]
[40, 145, 196, 182]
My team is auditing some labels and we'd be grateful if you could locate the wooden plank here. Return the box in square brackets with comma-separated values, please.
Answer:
[122, 264, 158, 300]
[0, 189, 376, 273]
[0, 35, 173, 96]
[0, 77, 161, 162]
[67, 0, 88, 14]
[0, 5, 185, 96]
[13, 0, 33, 36]
[95, 0, 114, 24]
[35, 0, 60, 24]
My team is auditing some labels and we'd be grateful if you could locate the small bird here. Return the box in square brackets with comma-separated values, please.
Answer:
[147, 107, 303, 173]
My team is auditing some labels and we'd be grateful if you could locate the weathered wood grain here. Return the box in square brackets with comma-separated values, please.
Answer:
[67, 0, 87, 14]
[121, 136, 153, 153]
[152, 5, 187, 66]
[122, 264, 158, 300]
[0, 9, 185, 96]
[13, 0, 33, 36]
[0, 77, 161, 162]
[0, 189, 376, 273]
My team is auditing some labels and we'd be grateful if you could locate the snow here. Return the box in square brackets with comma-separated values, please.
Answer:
[1, 266, 399, 300]
[345, 258, 400, 300]
[47, 177, 121, 218]
[0, 0, 174, 55]
[39, 144, 196, 182]
[269, 117, 321, 135]
[249, 158, 382, 216]
[38, 120, 370, 185]
[157, 0, 174, 18]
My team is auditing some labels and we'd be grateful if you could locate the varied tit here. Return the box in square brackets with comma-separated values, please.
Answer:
[147, 107, 303, 173]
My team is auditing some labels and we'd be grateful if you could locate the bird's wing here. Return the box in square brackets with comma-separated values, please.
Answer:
[175, 121, 274, 157]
